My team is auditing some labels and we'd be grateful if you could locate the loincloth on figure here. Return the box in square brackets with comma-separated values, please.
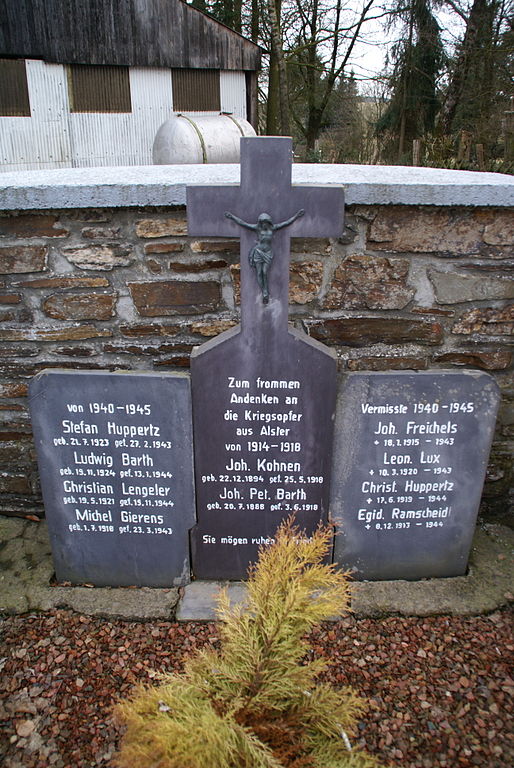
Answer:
[249, 245, 272, 266]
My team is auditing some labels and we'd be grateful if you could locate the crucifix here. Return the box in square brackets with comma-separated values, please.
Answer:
[187, 137, 344, 580]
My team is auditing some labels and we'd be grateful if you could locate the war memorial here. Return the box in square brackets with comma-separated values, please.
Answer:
[0, 138, 510, 619]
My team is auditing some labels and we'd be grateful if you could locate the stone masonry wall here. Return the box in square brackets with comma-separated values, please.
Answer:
[0, 204, 512, 521]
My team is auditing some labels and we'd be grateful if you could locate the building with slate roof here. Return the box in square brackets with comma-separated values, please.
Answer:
[0, 0, 261, 170]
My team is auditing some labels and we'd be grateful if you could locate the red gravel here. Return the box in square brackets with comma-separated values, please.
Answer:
[0, 608, 512, 768]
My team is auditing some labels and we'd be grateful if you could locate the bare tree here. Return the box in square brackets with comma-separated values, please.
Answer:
[194, 0, 382, 156]
[267, 0, 291, 134]
[285, 0, 377, 157]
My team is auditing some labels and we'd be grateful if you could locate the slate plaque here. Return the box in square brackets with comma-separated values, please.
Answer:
[332, 371, 500, 581]
[29, 370, 195, 587]
[187, 137, 344, 579]
[190, 329, 337, 580]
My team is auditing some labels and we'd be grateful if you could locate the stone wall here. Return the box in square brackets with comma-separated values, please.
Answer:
[0, 188, 512, 522]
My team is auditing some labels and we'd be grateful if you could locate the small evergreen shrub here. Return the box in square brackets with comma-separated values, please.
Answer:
[115, 519, 384, 768]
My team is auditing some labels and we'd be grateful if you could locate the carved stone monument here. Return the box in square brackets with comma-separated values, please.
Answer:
[331, 371, 500, 580]
[29, 370, 195, 587]
[27, 139, 500, 592]
[187, 137, 344, 579]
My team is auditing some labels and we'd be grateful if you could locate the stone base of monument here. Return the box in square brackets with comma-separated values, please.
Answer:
[0, 516, 512, 619]
[175, 521, 513, 620]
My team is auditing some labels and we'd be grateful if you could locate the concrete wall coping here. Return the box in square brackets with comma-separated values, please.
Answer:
[0, 163, 513, 211]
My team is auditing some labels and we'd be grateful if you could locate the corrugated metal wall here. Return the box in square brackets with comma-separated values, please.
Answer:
[68, 65, 132, 113]
[172, 69, 220, 112]
[220, 71, 247, 119]
[0, 61, 248, 171]
[69, 68, 174, 167]
[0, 60, 72, 170]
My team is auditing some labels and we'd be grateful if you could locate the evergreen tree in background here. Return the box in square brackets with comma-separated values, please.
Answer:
[377, 0, 444, 162]
[213, 0, 243, 32]
[441, 0, 513, 154]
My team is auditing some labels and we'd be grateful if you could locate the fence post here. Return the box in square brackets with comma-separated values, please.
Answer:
[412, 139, 421, 166]
[476, 143, 485, 171]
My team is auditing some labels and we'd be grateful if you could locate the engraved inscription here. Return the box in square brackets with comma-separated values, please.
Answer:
[198, 375, 326, 537]
[333, 372, 500, 581]
[188, 136, 342, 579]
[29, 372, 194, 587]
[354, 397, 469, 533]
[53, 398, 176, 537]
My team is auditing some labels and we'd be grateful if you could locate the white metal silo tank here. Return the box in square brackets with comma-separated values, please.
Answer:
[152, 113, 256, 164]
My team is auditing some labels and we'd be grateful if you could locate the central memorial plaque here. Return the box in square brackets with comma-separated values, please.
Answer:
[188, 137, 344, 579]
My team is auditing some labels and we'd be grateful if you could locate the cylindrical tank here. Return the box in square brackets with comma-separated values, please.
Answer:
[153, 113, 256, 164]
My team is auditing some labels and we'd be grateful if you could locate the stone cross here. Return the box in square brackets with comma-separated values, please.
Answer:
[187, 136, 344, 336]
[187, 137, 344, 580]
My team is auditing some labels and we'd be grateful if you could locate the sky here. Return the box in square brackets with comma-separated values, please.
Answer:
[350, 14, 389, 82]
[348, 7, 465, 89]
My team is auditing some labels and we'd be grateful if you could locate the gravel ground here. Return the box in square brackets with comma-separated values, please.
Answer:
[0, 608, 512, 768]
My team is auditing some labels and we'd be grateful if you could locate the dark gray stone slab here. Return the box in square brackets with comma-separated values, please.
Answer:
[332, 371, 500, 581]
[29, 370, 195, 587]
[187, 137, 343, 580]
[190, 328, 337, 580]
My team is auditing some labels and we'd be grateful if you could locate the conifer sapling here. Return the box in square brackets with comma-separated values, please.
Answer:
[114, 518, 385, 768]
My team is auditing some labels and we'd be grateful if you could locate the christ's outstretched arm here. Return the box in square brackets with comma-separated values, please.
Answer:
[273, 209, 305, 231]
[224, 212, 258, 231]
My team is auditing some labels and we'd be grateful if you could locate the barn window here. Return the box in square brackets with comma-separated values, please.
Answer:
[68, 65, 131, 113]
[0, 59, 31, 116]
[172, 69, 220, 112]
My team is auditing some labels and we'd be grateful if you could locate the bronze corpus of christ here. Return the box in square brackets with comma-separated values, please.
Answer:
[225, 209, 305, 303]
